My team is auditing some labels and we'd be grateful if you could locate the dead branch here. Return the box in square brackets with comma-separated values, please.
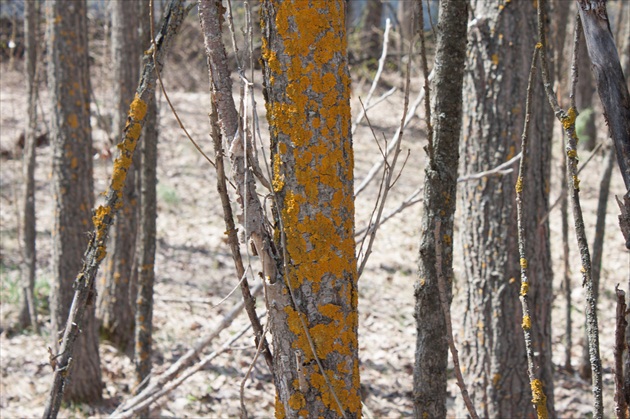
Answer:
[355, 70, 434, 196]
[357, 48, 411, 278]
[111, 284, 262, 417]
[113, 317, 257, 418]
[515, 46, 550, 418]
[352, 19, 393, 134]
[538, 1, 603, 416]
[198, 0, 274, 373]
[355, 152, 522, 237]
[433, 221, 478, 419]
[42, 2, 189, 417]
[577, 0, 630, 192]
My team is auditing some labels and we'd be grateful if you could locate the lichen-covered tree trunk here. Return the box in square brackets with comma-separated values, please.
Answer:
[459, 1, 554, 416]
[19, 0, 39, 332]
[413, 0, 467, 417]
[260, 1, 360, 417]
[134, 0, 159, 392]
[46, 0, 103, 402]
[98, 0, 142, 353]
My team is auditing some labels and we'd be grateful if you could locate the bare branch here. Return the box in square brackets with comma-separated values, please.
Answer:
[111, 284, 263, 417]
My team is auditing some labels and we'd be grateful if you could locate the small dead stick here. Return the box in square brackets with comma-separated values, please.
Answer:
[614, 285, 628, 419]
[112, 284, 262, 416]
[433, 221, 479, 419]
[41, 2, 189, 418]
[113, 319, 256, 419]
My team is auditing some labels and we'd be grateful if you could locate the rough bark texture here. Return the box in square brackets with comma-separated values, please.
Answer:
[577, 0, 630, 192]
[134, 0, 158, 391]
[46, 0, 103, 402]
[19, 0, 39, 331]
[98, 0, 142, 353]
[460, 1, 554, 416]
[261, 1, 360, 417]
[413, 0, 467, 417]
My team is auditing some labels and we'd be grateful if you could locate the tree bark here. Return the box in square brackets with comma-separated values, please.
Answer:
[460, 0, 554, 416]
[260, 1, 360, 417]
[98, 0, 142, 354]
[19, 0, 40, 332]
[413, 0, 467, 417]
[46, 0, 103, 402]
[134, 0, 158, 392]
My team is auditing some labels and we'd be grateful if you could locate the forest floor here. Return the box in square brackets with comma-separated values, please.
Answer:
[1, 55, 628, 419]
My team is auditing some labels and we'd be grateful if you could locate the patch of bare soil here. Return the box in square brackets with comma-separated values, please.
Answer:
[0, 56, 627, 419]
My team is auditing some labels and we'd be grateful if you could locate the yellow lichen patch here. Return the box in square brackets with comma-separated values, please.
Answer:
[520, 258, 528, 269]
[492, 373, 501, 387]
[572, 175, 580, 190]
[67, 114, 79, 129]
[567, 149, 577, 159]
[561, 107, 577, 130]
[93, 205, 111, 241]
[288, 392, 306, 410]
[128, 94, 148, 121]
[491, 54, 499, 66]
[520, 281, 529, 296]
[530, 379, 549, 419]
[522, 315, 531, 330]
[535, 42, 543, 50]
[515, 176, 523, 193]
[272, 154, 284, 192]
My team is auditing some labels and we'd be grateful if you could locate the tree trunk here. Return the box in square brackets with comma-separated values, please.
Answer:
[134, 0, 159, 392]
[413, 0, 467, 417]
[46, 0, 103, 402]
[98, 0, 142, 353]
[260, 1, 360, 417]
[459, 0, 554, 416]
[19, 0, 40, 332]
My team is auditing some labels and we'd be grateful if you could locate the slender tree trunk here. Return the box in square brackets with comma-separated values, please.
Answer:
[134, 0, 159, 393]
[459, 0, 554, 416]
[46, 0, 103, 402]
[19, 0, 40, 333]
[413, 0, 467, 417]
[260, 1, 360, 416]
[98, 0, 142, 353]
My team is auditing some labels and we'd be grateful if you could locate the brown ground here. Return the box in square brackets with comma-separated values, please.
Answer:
[0, 48, 627, 419]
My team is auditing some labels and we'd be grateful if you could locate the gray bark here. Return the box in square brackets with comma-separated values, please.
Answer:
[413, 0, 467, 417]
[97, 0, 142, 354]
[460, 0, 554, 416]
[46, 0, 103, 403]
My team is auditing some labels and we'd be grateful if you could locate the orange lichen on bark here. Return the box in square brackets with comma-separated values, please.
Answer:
[264, 0, 359, 415]
[530, 379, 549, 419]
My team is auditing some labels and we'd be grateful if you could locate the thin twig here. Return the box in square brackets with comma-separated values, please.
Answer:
[355, 70, 434, 196]
[113, 318, 258, 418]
[111, 284, 263, 417]
[433, 220, 479, 419]
[515, 46, 549, 419]
[417, 0, 434, 165]
[352, 19, 392, 134]
[538, 0, 603, 416]
[357, 43, 411, 278]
